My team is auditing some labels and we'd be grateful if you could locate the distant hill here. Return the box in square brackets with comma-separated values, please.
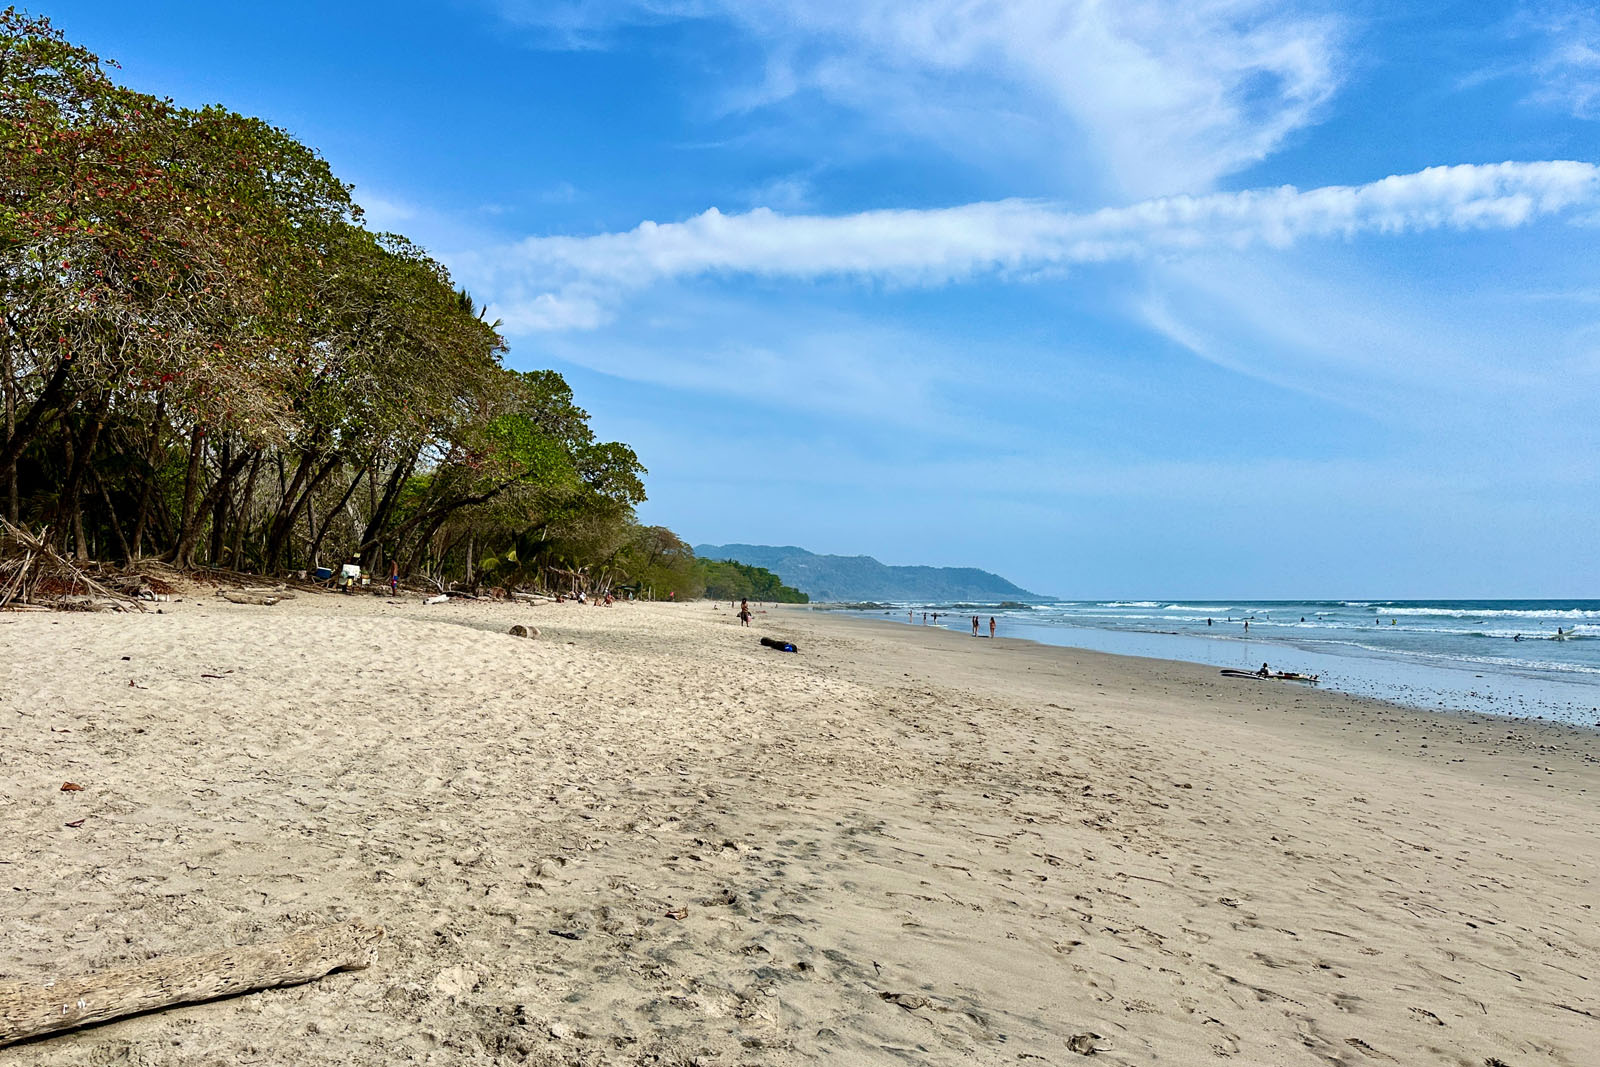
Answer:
[693, 544, 1049, 603]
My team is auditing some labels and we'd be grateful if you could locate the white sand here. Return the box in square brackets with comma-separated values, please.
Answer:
[2, 594, 1596, 1065]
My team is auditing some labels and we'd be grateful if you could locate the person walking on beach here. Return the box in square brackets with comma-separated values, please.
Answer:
[388, 559, 399, 597]
[989, 616, 996, 639]
[971, 615, 979, 637]
[739, 599, 752, 627]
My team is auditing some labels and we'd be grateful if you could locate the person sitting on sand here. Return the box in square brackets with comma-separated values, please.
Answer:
[1258, 662, 1271, 677]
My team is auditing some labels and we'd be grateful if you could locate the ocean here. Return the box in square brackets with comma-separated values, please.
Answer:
[851, 599, 1600, 726]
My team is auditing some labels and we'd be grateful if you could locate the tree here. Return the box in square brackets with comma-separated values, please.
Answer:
[1, 10, 695, 593]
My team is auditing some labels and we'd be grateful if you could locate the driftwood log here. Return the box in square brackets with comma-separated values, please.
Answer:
[217, 591, 283, 606]
[0, 921, 383, 1048]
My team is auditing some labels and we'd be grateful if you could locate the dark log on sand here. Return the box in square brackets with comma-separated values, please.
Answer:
[0, 921, 383, 1048]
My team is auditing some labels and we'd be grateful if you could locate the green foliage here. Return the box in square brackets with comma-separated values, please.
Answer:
[695, 558, 809, 603]
[0, 10, 690, 586]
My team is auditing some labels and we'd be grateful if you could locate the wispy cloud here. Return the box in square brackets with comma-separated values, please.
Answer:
[352, 189, 418, 232]
[492, 0, 1345, 196]
[453, 161, 1600, 332]
[1521, 3, 1600, 118]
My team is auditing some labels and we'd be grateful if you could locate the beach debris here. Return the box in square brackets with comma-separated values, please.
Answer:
[59, 782, 83, 792]
[1218, 896, 1241, 907]
[431, 966, 479, 998]
[1, 520, 144, 613]
[423, 594, 448, 605]
[664, 906, 688, 920]
[546, 928, 585, 940]
[0, 921, 384, 1048]
[879, 991, 931, 1011]
[1219, 668, 1320, 684]
[217, 589, 287, 606]
[63, 819, 85, 828]
[759, 636, 799, 653]
[1067, 1032, 1109, 1055]
[508, 624, 540, 638]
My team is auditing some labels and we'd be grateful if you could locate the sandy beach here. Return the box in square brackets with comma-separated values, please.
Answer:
[2, 593, 1597, 1065]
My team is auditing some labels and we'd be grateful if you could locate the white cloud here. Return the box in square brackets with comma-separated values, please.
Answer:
[494, 0, 1343, 196]
[454, 161, 1600, 332]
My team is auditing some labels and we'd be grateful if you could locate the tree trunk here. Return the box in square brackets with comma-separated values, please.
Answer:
[166, 425, 206, 561]
[55, 399, 107, 561]
[95, 470, 134, 562]
[208, 437, 232, 565]
[263, 449, 337, 571]
[357, 447, 419, 568]
[0, 355, 72, 483]
[2, 343, 16, 523]
[171, 446, 252, 568]
[129, 394, 166, 558]
[307, 463, 367, 568]
[229, 449, 263, 569]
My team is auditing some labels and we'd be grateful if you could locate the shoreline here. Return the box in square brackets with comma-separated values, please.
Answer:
[779, 605, 1600, 766]
[4, 595, 1597, 1064]
[814, 604, 1600, 727]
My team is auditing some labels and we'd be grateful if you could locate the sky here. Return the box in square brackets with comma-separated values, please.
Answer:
[46, 0, 1600, 598]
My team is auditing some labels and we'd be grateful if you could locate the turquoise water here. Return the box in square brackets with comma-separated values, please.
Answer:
[857, 600, 1600, 726]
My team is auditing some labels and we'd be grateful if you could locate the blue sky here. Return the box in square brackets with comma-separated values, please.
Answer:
[49, 0, 1600, 597]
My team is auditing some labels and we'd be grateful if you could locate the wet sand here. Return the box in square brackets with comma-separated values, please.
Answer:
[2, 595, 1596, 1064]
